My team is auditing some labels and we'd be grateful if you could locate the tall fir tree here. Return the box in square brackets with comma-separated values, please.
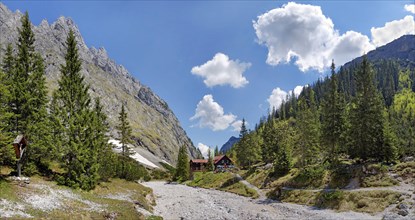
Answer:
[116, 103, 133, 178]
[296, 87, 320, 166]
[207, 148, 214, 171]
[390, 70, 415, 157]
[173, 145, 190, 182]
[0, 69, 14, 166]
[348, 56, 388, 161]
[239, 118, 248, 138]
[320, 61, 345, 163]
[214, 145, 219, 156]
[5, 12, 52, 174]
[51, 29, 99, 190]
[0, 44, 15, 166]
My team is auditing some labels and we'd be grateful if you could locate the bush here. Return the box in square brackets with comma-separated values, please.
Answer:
[118, 156, 150, 181]
[288, 165, 327, 188]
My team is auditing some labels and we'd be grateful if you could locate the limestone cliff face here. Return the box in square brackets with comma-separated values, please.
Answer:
[0, 3, 201, 164]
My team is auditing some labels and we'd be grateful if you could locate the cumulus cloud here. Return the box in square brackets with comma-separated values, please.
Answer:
[371, 15, 415, 47]
[231, 120, 248, 132]
[268, 85, 306, 109]
[267, 87, 288, 110]
[197, 143, 211, 159]
[191, 53, 251, 88]
[292, 85, 304, 98]
[405, 4, 415, 14]
[253, 2, 413, 72]
[190, 94, 237, 131]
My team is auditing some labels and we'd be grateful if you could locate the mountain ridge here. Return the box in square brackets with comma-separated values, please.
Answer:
[220, 136, 240, 153]
[0, 3, 201, 165]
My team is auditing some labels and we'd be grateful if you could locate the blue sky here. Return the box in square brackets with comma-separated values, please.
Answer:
[3, 1, 415, 157]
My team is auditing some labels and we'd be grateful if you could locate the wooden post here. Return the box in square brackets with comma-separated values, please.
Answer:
[17, 163, 22, 177]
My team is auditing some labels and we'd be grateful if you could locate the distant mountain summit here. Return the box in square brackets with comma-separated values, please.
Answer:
[0, 3, 201, 165]
[344, 35, 415, 68]
[220, 136, 240, 153]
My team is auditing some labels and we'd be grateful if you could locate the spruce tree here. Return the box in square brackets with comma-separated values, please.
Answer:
[51, 29, 99, 190]
[174, 145, 190, 182]
[320, 61, 345, 163]
[4, 12, 52, 174]
[214, 146, 219, 156]
[207, 148, 214, 171]
[93, 98, 116, 181]
[390, 70, 415, 157]
[117, 103, 133, 158]
[239, 118, 248, 138]
[296, 88, 320, 166]
[0, 69, 14, 166]
[348, 56, 386, 161]
[116, 103, 133, 178]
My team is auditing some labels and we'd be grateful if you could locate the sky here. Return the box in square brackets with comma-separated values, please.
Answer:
[3, 1, 415, 158]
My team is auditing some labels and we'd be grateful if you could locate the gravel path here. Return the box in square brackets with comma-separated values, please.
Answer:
[143, 181, 378, 220]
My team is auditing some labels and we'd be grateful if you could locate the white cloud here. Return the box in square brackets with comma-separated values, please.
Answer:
[253, 2, 415, 72]
[330, 31, 374, 65]
[268, 85, 306, 109]
[191, 53, 250, 88]
[267, 87, 288, 110]
[292, 85, 304, 97]
[190, 94, 237, 131]
[231, 120, 249, 132]
[405, 4, 415, 14]
[371, 15, 415, 47]
[197, 143, 211, 159]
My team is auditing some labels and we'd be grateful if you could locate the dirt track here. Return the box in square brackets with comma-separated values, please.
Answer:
[143, 181, 379, 220]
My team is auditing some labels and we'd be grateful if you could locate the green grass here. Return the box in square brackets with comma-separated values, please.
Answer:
[393, 162, 415, 184]
[280, 189, 401, 213]
[243, 169, 271, 189]
[187, 172, 258, 198]
[361, 173, 398, 187]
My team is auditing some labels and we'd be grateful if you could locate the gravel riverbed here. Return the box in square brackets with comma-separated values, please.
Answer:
[143, 181, 378, 220]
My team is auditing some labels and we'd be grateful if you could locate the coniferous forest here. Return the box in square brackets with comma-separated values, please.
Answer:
[231, 52, 415, 178]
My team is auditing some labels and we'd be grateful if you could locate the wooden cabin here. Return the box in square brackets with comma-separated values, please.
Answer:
[13, 134, 27, 159]
[190, 155, 234, 172]
[213, 155, 234, 171]
[190, 159, 207, 171]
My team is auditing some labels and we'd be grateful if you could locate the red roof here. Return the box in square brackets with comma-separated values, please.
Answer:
[214, 155, 225, 163]
[190, 159, 208, 163]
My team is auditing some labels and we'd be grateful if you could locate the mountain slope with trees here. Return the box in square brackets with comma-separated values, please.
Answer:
[230, 35, 415, 189]
[0, 3, 201, 165]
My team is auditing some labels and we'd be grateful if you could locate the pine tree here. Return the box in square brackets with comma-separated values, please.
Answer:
[207, 148, 214, 171]
[390, 70, 415, 157]
[320, 61, 345, 163]
[348, 56, 386, 161]
[4, 12, 52, 174]
[261, 119, 279, 164]
[51, 29, 99, 190]
[239, 118, 248, 138]
[296, 87, 320, 166]
[214, 146, 219, 156]
[92, 98, 116, 181]
[272, 119, 295, 176]
[116, 103, 133, 178]
[0, 69, 14, 166]
[174, 145, 190, 182]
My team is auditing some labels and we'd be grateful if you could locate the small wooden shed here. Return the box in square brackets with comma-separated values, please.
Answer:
[13, 134, 27, 159]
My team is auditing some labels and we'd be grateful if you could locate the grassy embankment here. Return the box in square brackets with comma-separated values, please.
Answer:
[0, 166, 161, 219]
[186, 171, 258, 198]
[238, 161, 414, 213]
